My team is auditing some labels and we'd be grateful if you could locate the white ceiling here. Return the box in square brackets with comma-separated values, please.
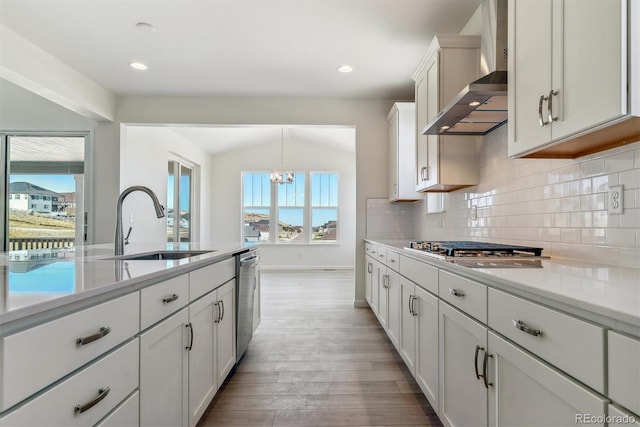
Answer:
[0, 0, 481, 153]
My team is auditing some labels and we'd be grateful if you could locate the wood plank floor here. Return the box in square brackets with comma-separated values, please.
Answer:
[197, 270, 441, 427]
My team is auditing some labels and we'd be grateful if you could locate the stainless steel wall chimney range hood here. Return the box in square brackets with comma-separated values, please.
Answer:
[423, 0, 508, 136]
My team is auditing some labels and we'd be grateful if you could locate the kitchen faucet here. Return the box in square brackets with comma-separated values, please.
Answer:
[114, 186, 165, 255]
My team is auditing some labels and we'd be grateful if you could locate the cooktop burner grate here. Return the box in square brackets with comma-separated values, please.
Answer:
[408, 241, 544, 257]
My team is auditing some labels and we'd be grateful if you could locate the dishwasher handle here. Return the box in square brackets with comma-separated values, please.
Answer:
[240, 254, 260, 267]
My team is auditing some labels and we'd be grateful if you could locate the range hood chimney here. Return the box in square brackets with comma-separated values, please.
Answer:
[422, 0, 508, 136]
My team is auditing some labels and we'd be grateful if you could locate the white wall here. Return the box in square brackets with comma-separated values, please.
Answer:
[211, 134, 356, 269]
[119, 126, 213, 245]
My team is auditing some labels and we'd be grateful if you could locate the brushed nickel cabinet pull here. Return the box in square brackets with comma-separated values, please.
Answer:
[411, 296, 418, 317]
[483, 352, 494, 388]
[76, 326, 112, 346]
[162, 294, 179, 304]
[547, 89, 559, 123]
[74, 386, 110, 414]
[512, 319, 543, 337]
[449, 288, 465, 298]
[185, 323, 193, 351]
[214, 301, 220, 323]
[538, 94, 550, 126]
[408, 295, 414, 316]
[220, 300, 225, 322]
[474, 345, 484, 380]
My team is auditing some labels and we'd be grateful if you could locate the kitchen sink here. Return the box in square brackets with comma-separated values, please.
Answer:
[108, 250, 215, 261]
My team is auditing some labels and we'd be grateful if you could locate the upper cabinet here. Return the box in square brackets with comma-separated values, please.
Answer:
[508, 0, 640, 158]
[413, 36, 481, 192]
[388, 102, 420, 202]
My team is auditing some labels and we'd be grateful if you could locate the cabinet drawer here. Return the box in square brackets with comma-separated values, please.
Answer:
[399, 255, 438, 295]
[439, 270, 486, 322]
[386, 251, 400, 271]
[0, 339, 139, 426]
[365, 242, 373, 256]
[95, 391, 139, 427]
[190, 258, 235, 301]
[374, 247, 387, 264]
[141, 274, 189, 330]
[488, 288, 605, 393]
[608, 331, 640, 415]
[1, 292, 139, 411]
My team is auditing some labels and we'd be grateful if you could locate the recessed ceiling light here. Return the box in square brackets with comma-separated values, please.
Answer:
[337, 65, 353, 73]
[129, 61, 148, 70]
[469, 101, 481, 107]
[135, 22, 156, 32]
[440, 125, 450, 131]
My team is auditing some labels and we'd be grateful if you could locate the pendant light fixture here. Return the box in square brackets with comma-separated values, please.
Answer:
[270, 128, 294, 184]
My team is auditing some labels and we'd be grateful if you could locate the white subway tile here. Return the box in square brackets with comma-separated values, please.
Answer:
[606, 228, 636, 248]
[605, 152, 635, 173]
[580, 159, 605, 178]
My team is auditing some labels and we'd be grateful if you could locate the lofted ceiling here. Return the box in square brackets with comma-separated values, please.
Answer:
[0, 0, 481, 153]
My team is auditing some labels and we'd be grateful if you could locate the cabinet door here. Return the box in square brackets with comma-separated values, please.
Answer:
[140, 308, 189, 427]
[439, 301, 487, 427]
[415, 286, 439, 412]
[95, 391, 139, 427]
[551, 0, 624, 140]
[216, 281, 236, 387]
[423, 55, 440, 189]
[252, 268, 261, 334]
[188, 291, 217, 427]
[400, 281, 416, 374]
[507, 0, 553, 156]
[415, 68, 430, 191]
[377, 264, 388, 330]
[364, 257, 373, 305]
[388, 109, 399, 200]
[370, 260, 380, 315]
[488, 332, 608, 427]
[386, 269, 402, 351]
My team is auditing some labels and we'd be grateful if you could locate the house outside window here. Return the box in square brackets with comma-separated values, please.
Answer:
[242, 171, 339, 244]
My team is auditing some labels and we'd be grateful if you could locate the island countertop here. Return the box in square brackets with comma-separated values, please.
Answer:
[0, 242, 253, 331]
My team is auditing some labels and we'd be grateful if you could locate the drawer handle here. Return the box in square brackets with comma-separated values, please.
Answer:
[547, 89, 559, 123]
[76, 326, 112, 346]
[449, 288, 465, 298]
[538, 94, 550, 126]
[390, 259, 396, 263]
[162, 294, 179, 304]
[379, 254, 385, 258]
[411, 296, 418, 317]
[220, 300, 225, 322]
[382, 275, 389, 289]
[367, 263, 372, 273]
[74, 386, 110, 414]
[512, 319, 543, 337]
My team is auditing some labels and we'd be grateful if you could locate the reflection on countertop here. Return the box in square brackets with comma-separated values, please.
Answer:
[0, 242, 252, 325]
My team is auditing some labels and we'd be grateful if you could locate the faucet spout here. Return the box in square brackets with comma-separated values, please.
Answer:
[114, 185, 165, 256]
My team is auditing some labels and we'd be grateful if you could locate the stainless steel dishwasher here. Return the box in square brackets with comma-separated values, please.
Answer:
[235, 248, 260, 363]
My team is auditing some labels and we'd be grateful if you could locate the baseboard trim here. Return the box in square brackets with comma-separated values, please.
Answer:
[260, 266, 355, 271]
[353, 299, 369, 308]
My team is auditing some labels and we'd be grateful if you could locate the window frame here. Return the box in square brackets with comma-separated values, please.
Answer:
[241, 171, 339, 245]
[167, 154, 197, 244]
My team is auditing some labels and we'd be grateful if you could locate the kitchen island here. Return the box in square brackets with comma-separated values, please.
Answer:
[0, 241, 254, 426]
[364, 238, 640, 427]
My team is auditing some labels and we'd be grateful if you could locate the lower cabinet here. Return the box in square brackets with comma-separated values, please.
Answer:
[400, 280, 439, 411]
[140, 308, 190, 427]
[364, 256, 373, 306]
[0, 339, 139, 426]
[140, 281, 236, 427]
[439, 301, 488, 427]
[95, 391, 140, 427]
[488, 332, 608, 427]
[385, 269, 402, 351]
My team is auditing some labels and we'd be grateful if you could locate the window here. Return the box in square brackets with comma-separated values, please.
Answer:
[242, 171, 339, 244]
[167, 159, 193, 243]
[311, 172, 338, 243]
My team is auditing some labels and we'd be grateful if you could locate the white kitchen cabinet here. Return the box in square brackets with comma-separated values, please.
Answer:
[400, 279, 439, 412]
[364, 256, 373, 306]
[0, 340, 139, 427]
[388, 102, 420, 201]
[507, 0, 637, 158]
[385, 268, 402, 351]
[95, 391, 139, 427]
[215, 281, 236, 387]
[608, 331, 640, 416]
[412, 35, 480, 192]
[377, 261, 388, 330]
[608, 404, 640, 427]
[140, 308, 189, 427]
[439, 301, 487, 427]
[487, 332, 608, 427]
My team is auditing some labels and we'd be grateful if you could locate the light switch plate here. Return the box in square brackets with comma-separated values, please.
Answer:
[608, 185, 624, 214]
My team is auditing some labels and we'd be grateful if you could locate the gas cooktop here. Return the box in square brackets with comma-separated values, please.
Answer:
[405, 240, 548, 268]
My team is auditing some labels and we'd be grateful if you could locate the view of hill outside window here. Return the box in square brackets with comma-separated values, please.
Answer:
[242, 171, 338, 244]
[6, 136, 85, 251]
[167, 160, 193, 243]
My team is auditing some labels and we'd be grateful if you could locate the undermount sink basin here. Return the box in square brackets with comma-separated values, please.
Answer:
[109, 250, 215, 261]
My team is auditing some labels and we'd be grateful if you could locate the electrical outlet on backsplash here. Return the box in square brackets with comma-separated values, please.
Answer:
[413, 126, 640, 267]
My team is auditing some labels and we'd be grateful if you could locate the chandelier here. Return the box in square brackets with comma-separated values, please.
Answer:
[270, 128, 294, 184]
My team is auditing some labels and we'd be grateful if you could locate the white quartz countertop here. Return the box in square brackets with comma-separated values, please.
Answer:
[0, 242, 253, 329]
[366, 239, 640, 332]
